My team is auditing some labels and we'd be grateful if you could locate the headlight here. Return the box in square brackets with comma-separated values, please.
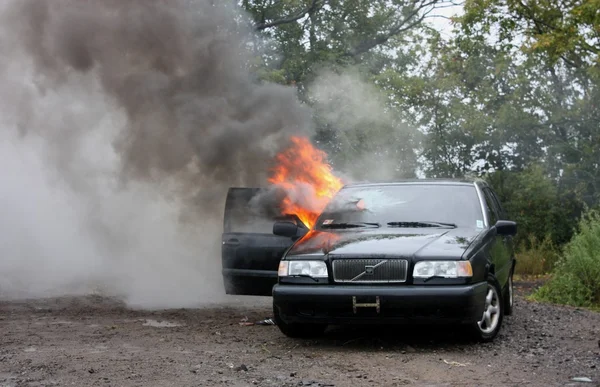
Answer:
[413, 260, 473, 278]
[278, 260, 328, 278]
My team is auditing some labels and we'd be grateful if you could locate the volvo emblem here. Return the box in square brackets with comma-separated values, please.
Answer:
[350, 260, 387, 281]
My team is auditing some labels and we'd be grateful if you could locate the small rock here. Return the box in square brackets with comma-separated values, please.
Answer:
[290, 372, 297, 377]
[88, 369, 95, 374]
[571, 377, 592, 383]
[235, 364, 248, 372]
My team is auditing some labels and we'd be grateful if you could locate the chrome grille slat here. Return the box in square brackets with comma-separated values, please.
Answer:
[332, 258, 408, 283]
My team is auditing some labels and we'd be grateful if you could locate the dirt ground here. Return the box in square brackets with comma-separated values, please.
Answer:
[1, 282, 599, 387]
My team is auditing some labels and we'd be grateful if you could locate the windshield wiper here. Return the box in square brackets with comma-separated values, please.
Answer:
[321, 222, 380, 229]
[387, 221, 457, 229]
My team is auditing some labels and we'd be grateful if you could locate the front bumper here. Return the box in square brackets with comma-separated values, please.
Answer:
[273, 282, 487, 325]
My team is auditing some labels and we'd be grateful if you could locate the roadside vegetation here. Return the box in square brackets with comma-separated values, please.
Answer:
[239, 0, 599, 308]
[532, 210, 600, 308]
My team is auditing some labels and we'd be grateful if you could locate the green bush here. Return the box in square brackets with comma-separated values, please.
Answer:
[515, 234, 560, 277]
[533, 273, 593, 307]
[533, 209, 600, 307]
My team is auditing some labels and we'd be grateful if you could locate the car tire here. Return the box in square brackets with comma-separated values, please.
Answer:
[468, 274, 504, 342]
[273, 305, 327, 339]
[503, 268, 514, 316]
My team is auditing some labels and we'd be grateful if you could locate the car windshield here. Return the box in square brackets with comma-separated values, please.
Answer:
[315, 184, 485, 230]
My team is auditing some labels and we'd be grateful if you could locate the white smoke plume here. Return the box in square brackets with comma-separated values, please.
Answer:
[308, 69, 419, 181]
[0, 0, 312, 308]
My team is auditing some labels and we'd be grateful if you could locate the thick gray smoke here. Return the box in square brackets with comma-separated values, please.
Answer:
[0, 0, 311, 308]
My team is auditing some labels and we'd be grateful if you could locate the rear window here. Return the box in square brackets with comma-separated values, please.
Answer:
[315, 184, 484, 229]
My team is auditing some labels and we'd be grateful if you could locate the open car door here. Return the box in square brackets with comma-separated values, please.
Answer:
[222, 187, 307, 296]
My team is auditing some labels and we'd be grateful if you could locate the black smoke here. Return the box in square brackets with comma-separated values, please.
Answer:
[3, 0, 312, 215]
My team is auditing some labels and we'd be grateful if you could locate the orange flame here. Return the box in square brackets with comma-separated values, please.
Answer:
[268, 136, 344, 229]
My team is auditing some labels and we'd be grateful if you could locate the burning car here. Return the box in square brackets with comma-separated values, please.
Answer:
[222, 179, 517, 342]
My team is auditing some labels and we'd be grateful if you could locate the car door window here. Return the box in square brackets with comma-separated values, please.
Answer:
[488, 189, 508, 220]
[482, 188, 499, 226]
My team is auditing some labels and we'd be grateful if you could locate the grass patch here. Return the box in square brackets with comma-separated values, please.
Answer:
[532, 209, 600, 308]
[514, 234, 560, 277]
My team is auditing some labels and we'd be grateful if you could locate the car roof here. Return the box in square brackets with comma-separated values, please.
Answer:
[342, 178, 488, 189]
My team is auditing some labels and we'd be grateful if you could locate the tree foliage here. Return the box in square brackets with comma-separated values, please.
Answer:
[461, 0, 600, 74]
[241, 0, 455, 179]
[458, 0, 600, 205]
[243, 0, 460, 83]
[485, 165, 583, 246]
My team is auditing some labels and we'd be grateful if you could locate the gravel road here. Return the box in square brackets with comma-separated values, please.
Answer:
[1, 282, 599, 387]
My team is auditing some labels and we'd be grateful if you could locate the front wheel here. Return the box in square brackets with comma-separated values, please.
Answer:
[468, 275, 504, 342]
[273, 304, 327, 339]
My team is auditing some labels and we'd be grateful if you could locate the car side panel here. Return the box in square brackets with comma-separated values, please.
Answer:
[222, 231, 296, 295]
[464, 230, 495, 283]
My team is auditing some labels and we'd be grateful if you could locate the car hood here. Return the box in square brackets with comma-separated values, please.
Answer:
[286, 227, 483, 260]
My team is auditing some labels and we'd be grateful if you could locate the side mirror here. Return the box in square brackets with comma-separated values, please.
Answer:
[273, 221, 300, 238]
[494, 220, 517, 236]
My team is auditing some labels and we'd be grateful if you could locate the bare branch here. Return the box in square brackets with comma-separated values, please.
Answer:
[425, 14, 454, 20]
[432, 2, 465, 9]
[254, 0, 323, 30]
[560, 54, 581, 69]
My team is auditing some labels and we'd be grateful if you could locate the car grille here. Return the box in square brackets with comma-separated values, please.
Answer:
[331, 258, 408, 283]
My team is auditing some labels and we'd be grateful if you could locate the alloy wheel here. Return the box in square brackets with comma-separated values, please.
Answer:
[478, 284, 501, 334]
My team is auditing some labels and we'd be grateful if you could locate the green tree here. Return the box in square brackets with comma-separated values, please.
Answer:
[458, 0, 600, 206]
[485, 165, 583, 247]
[242, 0, 462, 85]
[461, 0, 600, 75]
[378, 29, 549, 177]
[240, 0, 456, 178]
